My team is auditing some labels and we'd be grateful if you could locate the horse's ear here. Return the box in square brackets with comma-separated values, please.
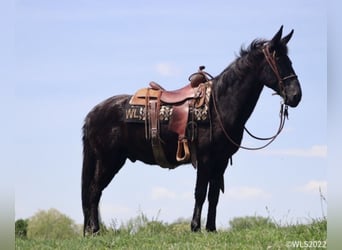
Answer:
[281, 29, 294, 45]
[269, 25, 283, 51]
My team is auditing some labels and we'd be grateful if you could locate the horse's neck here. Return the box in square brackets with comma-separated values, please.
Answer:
[214, 70, 263, 129]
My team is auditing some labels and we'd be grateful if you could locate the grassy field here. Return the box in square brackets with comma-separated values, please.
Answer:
[16, 215, 327, 250]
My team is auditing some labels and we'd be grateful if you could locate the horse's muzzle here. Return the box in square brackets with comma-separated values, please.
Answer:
[285, 82, 302, 107]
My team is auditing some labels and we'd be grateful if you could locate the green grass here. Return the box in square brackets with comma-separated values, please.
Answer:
[16, 215, 327, 250]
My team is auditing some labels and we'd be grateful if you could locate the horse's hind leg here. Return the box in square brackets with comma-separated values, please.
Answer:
[82, 153, 126, 235]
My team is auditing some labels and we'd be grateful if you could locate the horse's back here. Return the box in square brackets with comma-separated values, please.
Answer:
[84, 94, 130, 124]
[83, 94, 131, 154]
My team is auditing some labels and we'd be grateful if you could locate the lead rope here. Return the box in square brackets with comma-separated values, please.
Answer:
[244, 104, 288, 141]
[211, 87, 288, 151]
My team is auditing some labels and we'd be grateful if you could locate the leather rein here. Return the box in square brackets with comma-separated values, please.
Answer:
[210, 43, 297, 150]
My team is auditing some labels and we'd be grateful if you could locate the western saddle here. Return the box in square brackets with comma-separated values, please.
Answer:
[129, 66, 212, 168]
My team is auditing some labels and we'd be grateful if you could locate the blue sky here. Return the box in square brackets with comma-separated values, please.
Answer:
[12, 0, 326, 228]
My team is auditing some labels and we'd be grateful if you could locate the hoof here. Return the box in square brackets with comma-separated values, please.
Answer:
[205, 225, 217, 232]
[190, 221, 201, 232]
[84, 225, 100, 237]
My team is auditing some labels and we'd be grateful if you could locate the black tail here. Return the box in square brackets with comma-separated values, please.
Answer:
[81, 124, 97, 236]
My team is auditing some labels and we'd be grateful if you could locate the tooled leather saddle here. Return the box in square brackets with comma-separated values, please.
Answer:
[127, 66, 212, 168]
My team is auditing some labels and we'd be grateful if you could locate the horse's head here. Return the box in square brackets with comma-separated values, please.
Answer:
[261, 26, 302, 107]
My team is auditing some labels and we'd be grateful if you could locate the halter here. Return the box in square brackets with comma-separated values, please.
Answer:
[262, 43, 298, 102]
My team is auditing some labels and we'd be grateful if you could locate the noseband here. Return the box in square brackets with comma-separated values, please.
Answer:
[262, 44, 297, 101]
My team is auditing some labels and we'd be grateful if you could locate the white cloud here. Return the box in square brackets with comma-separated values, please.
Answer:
[298, 180, 327, 195]
[260, 145, 327, 158]
[154, 62, 181, 76]
[150, 187, 192, 201]
[225, 186, 271, 200]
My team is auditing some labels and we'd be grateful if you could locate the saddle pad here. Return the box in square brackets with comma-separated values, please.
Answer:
[125, 103, 209, 123]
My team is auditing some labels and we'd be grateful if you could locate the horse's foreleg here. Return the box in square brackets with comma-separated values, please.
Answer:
[205, 176, 223, 232]
[191, 167, 209, 232]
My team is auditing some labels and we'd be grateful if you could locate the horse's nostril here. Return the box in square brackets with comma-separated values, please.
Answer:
[293, 92, 302, 103]
[287, 91, 302, 107]
[293, 94, 299, 102]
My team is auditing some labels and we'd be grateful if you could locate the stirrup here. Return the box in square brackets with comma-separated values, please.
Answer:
[176, 139, 190, 162]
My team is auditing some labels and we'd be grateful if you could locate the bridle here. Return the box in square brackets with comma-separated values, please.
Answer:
[262, 43, 298, 102]
[211, 43, 297, 151]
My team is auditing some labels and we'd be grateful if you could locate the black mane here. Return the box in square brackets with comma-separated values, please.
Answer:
[239, 39, 267, 58]
[218, 39, 288, 81]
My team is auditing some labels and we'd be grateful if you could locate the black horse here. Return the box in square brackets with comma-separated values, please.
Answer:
[81, 26, 302, 235]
